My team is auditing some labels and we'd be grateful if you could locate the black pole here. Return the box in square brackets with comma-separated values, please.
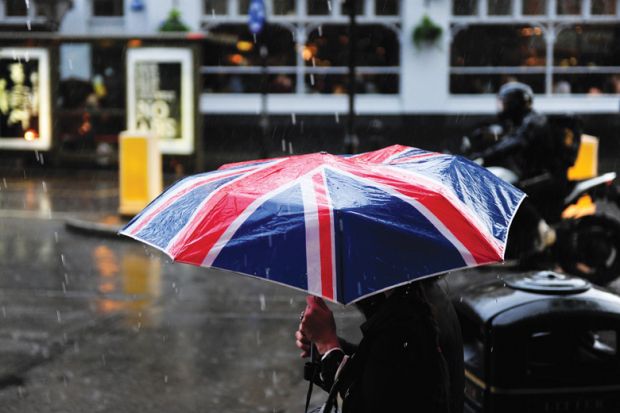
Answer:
[259, 33, 269, 159]
[345, 0, 359, 154]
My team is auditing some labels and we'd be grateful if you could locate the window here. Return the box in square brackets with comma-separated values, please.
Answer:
[487, 0, 512, 15]
[93, 0, 124, 17]
[450, 0, 620, 95]
[5, 0, 28, 16]
[307, 0, 330, 15]
[305, 25, 399, 94]
[201, 0, 401, 95]
[522, 0, 546, 15]
[202, 24, 297, 93]
[453, 0, 477, 16]
[204, 0, 227, 15]
[591, 0, 617, 15]
[451, 25, 546, 94]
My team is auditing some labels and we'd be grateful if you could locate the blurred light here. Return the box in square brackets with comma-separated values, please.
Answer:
[237, 40, 254, 52]
[24, 129, 38, 141]
[128, 39, 143, 48]
[302, 46, 314, 61]
[229, 54, 244, 65]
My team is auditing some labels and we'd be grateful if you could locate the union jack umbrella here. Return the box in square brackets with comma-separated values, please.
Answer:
[120, 145, 525, 305]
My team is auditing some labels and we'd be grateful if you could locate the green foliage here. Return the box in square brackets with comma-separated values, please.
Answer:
[159, 8, 189, 32]
[412, 14, 443, 49]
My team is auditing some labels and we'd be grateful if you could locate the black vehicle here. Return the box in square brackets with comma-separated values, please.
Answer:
[460, 119, 620, 285]
[454, 271, 620, 413]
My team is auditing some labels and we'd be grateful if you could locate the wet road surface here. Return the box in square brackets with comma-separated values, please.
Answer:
[1, 169, 619, 412]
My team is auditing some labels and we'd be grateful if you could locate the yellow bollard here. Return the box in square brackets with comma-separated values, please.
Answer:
[118, 131, 163, 216]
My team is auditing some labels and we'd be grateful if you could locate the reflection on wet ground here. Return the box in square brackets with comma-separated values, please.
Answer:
[0, 215, 362, 412]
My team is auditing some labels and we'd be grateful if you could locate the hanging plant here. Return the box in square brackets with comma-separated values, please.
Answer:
[159, 8, 189, 32]
[412, 14, 443, 49]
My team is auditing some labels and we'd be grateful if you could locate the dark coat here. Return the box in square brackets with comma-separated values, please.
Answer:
[318, 279, 464, 413]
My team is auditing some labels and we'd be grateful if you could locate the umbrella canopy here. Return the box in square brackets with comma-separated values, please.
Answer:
[120, 145, 525, 305]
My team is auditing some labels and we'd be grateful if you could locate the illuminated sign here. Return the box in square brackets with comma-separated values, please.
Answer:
[127, 48, 194, 155]
[0, 48, 51, 150]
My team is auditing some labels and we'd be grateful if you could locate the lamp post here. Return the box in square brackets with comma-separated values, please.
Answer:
[248, 0, 269, 158]
[344, 0, 359, 154]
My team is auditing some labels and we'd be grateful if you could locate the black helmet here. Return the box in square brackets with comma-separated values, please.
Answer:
[498, 82, 534, 123]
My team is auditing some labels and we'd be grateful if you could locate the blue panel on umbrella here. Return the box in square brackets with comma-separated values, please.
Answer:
[136, 175, 239, 249]
[393, 155, 524, 244]
[324, 169, 467, 304]
[213, 184, 308, 291]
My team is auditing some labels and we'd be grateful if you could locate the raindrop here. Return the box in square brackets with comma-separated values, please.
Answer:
[256, 330, 262, 346]
[259, 294, 266, 311]
[2, 178, 6, 188]
[61, 282, 66, 293]
[272, 371, 278, 386]
[339, 220, 344, 231]
[310, 74, 315, 86]
[312, 57, 316, 67]
[403, 342, 408, 348]
[101, 354, 106, 366]
[327, 1, 332, 11]
[459, 297, 463, 302]
[1, 306, 6, 318]
[64, 273, 69, 284]
[26, 20, 31, 31]
[56, 310, 62, 323]
[291, 113, 296, 124]
[212, 9, 215, 17]
[335, 112, 340, 123]
[318, 25, 322, 36]
[288, 142, 294, 154]
[265, 267, 270, 277]
[73, 341, 79, 353]
[281, 139, 286, 152]
[60, 254, 67, 267]
[164, 375, 168, 384]
[34, 150, 39, 163]
[268, 235, 272, 248]
[54, 231, 59, 243]
[39, 153, 44, 165]
[42, 181, 47, 193]
[17, 386, 25, 398]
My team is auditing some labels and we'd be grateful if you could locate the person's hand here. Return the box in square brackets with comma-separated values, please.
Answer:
[297, 295, 340, 356]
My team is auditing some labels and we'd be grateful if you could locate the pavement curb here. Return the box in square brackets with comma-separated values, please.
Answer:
[64, 217, 128, 239]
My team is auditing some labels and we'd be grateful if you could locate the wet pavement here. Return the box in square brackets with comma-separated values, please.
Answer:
[1, 168, 619, 412]
[0, 169, 364, 412]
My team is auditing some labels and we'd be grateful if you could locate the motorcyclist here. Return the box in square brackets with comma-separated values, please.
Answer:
[472, 81, 577, 254]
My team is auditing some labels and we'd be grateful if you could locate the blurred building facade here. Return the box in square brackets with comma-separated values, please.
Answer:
[1, 0, 620, 168]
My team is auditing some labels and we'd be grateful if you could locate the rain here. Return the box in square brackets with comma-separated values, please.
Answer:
[1, 0, 620, 412]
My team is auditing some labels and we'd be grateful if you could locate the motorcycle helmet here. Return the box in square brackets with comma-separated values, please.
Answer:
[497, 81, 534, 123]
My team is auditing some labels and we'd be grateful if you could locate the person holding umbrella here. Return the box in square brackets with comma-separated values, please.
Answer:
[120, 145, 524, 413]
[296, 276, 463, 413]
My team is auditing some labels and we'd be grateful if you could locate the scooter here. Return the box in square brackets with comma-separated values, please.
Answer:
[461, 123, 620, 285]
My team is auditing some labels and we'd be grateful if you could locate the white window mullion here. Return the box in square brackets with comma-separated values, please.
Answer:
[296, 24, 307, 94]
[230, 0, 239, 16]
[333, 0, 341, 17]
[545, 25, 555, 95]
[479, 0, 488, 18]
[583, 0, 592, 18]
[548, 0, 556, 18]
[364, 0, 372, 17]
[514, 0, 522, 17]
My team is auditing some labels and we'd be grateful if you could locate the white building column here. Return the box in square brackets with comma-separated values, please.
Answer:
[400, 0, 451, 113]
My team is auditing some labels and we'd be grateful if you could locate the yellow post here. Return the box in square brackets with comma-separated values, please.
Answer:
[118, 131, 163, 216]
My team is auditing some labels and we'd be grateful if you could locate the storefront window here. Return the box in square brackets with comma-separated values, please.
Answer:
[591, 0, 617, 15]
[304, 24, 399, 94]
[522, 0, 546, 15]
[451, 25, 545, 94]
[487, 0, 512, 15]
[202, 24, 296, 93]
